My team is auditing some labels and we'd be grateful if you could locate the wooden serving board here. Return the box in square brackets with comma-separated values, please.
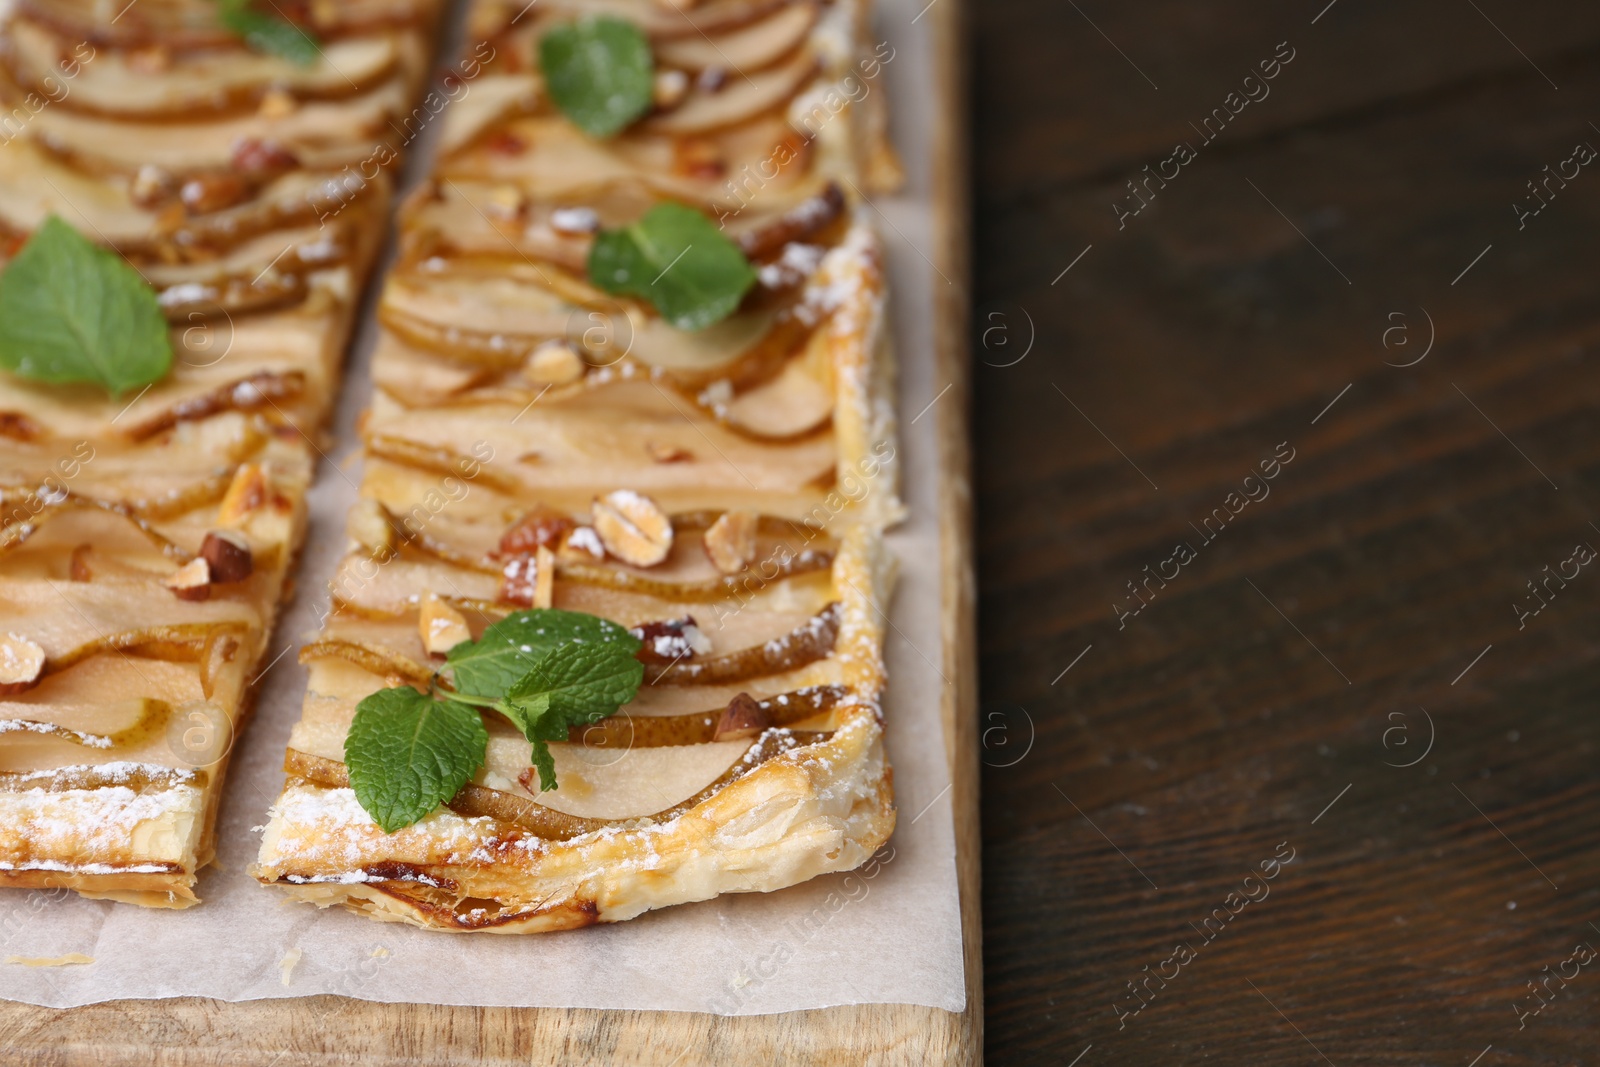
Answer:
[0, 1, 979, 1062]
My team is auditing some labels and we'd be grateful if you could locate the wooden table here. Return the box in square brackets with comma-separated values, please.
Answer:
[972, 2, 1600, 1063]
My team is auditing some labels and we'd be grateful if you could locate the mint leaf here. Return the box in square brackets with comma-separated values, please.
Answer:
[447, 607, 640, 700]
[218, 0, 320, 66]
[589, 203, 757, 331]
[0, 216, 172, 397]
[344, 685, 488, 833]
[501, 641, 644, 791]
[539, 16, 654, 138]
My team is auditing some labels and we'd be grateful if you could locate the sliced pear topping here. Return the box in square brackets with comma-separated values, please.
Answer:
[640, 47, 817, 135]
[655, 2, 818, 72]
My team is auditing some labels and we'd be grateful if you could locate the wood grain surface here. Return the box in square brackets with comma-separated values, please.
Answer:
[974, 2, 1600, 1064]
[0, 2, 978, 1064]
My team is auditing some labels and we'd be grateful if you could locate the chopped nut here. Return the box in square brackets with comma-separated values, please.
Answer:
[200, 530, 254, 583]
[548, 206, 599, 235]
[484, 130, 528, 156]
[418, 592, 471, 656]
[485, 184, 526, 221]
[0, 632, 46, 696]
[646, 441, 691, 463]
[673, 138, 725, 180]
[534, 545, 555, 608]
[126, 45, 171, 74]
[630, 615, 712, 663]
[165, 557, 212, 601]
[498, 546, 554, 607]
[522, 341, 584, 385]
[713, 692, 768, 742]
[696, 67, 728, 94]
[592, 490, 674, 567]
[559, 525, 607, 562]
[69, 544, 92, 582]
[231, 137, 299, 175]
[653, 69, 690, 109]
[130, 164, 177, 208]
[257, 88, 298, 120]
[348, 498, 397, 558]
[181, 173, 251, 216]
[218, 463, 270, 525]
[498, 505, 574, 557]
[703, 509, 758, 574]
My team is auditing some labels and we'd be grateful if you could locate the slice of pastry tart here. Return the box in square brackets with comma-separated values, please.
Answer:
[0, 0, 442, 907]
[252, 0, 907, 930]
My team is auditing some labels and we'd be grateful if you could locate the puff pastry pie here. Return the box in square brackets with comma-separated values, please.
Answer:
[252, 0, 908, 931]
[0, 0, 442, 906]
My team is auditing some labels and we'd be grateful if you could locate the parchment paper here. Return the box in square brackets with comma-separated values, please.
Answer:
[0, 0, 966, 1015]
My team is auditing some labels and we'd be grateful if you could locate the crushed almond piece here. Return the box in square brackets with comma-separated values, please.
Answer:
[130, 164, 176, 208]
[0, 633, 46, 696]
[418, 593, 471, 656]
[498, 506, 574, 557]
[703, 509, 758, 574]
[646, 441, 691, 463]
[653, 69, 690, 109]
[549, 206, 599, 235]
[126, 46, 170, 74]
[592, 490, 673, 567]
[559, 525, 607, 562]
[166, 558, 212, 601]
[673, 138, 725, 180]
[181, 173, 250, 216]
[522, 341, 584, 385]
[499, 550, 553, 607]
[533, 545, 555, 608]
[218, 463, 271, 525]
[257, 89, 298, 119]
[201, 530, 253, 583]
[485, 184, 526, 221]
[630, 615, 712, 663]
[713, 692, 768, 742]
[231, 137, 299, 175]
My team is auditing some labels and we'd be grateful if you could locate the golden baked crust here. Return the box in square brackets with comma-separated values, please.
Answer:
[0, 0, 442, 906]
[255, 527, 895, 931]
[252, 0, 906, 931]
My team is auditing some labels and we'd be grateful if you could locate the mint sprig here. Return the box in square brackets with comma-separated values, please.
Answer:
[345, 608, 643, 831]
[0, 216, 172, 398]
[217, 0, 321, 66]
[503, 639, 644, 790]
[539, 16, 655, 138]
[589, 203, 758, 331]
[344, 686, 489, 833]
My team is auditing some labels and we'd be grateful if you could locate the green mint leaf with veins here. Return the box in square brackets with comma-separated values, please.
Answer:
[217, 0, 321, 66]
[0, 216, 172, 398]
[539, 16, 654, 138]
[588, 203, 758, 331]
[344, 685, 488, 833]
[446, 608, 641, 700]
[501, 640, 644, 791]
